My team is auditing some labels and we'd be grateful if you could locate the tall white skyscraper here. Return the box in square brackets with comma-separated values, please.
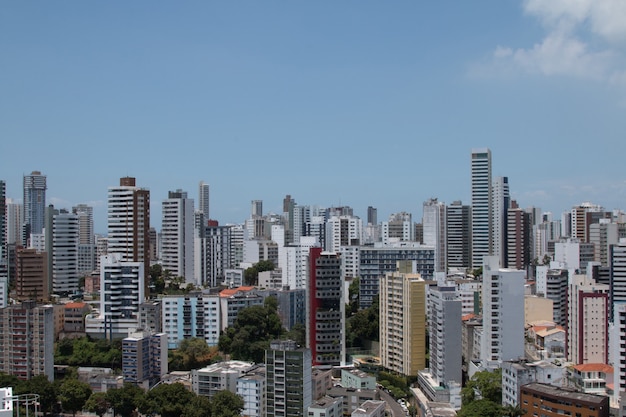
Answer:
[471, 149, 492, 269]
[107, 177, 150, 288]
[73, 204, 96, 274]
[610, 240, 626, 319]
[491, 176, 510, 267]
[251, 200, 263, 217]
[6, 198, 23, 246]
[325, 215, 362, 252]
[161, 189, 195, 282]
[423, 198, 446, 272]
[198, 181, 210, 220]
[100, 253, 145, 338]
[480, 256, 525, 369]
[23, 171, 47, 236]
[381, 212, 413, 244]
[428, 286, 462, 386]
[73, 204, 94, 245]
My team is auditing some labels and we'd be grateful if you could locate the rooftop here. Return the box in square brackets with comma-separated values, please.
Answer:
[522, 382, 609, 405]
[572, 363, 613, 374]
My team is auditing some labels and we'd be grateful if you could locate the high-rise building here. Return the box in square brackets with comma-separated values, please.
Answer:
[198, 181, 210, 220]
[107, 177, 150, 289]
[161, 292, 221, 348]
[379, 264, 426, 376]
[507, 200, 531, 270]
[308, 248, 345, 366]
[0, 180, 5, 249]
[359, 243, 434, 309]
[72, 204, 94, 245]
[381, 212, 413, 244]
[100, 253, 145, 338]
[251, 200, 263, 217]
[446, 201, 471, 270]
[122, 330, 168, 389]
[50, 210, 79, 294]
[491, 176, 510, 267]
[428, 286, 462, 386]
[422, 199, 446, 272]
[325, 215, 362, 252]
[480, 256, 525, 370]
[6, 199, 23, 247]
[589, 221, 618, 267]
[570, 202, 610, 242]
[535, 266, 568, 327]
[23, 171, 47, 237]
[73, 204, 96, 275]
[161, 189, 195, 282]
[196, 224, 232, 288]
[567, 273, 609, 364]
[471, 148, 492, 269]
[610, 240, 626, 321]
[610, 304, 626, 404]
[15, 247, 48, 302]
[0, 301, 54, 380]
[367, 206, 377, 226]
[265, 340, 312, 417]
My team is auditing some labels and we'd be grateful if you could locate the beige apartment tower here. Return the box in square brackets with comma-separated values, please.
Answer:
[379, 263, 426, 376]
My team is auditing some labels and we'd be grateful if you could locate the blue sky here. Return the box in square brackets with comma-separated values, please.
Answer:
[2, 1, 626, 233]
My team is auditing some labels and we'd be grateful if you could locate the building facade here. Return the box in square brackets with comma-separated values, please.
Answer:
[480, 256, 525, 369]
[379, 267, 426, 376]
[265, 340, 312, 417]
[308, 248, 345, 366]
[0, 301, 54, 380]
[161, 190, 195, 282]
[107, 177, 150, 288]
[23, 171, 47, 237]
[471, 148, 491, 269]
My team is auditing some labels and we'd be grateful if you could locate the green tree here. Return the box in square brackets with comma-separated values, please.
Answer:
[141, 383, 195, 417]
[461, 369, 502, 405]
[285, 322, 306, 347]
[347, 277, 360, 315]
[209, 391, 243, 417]
[457, 399, 507, 417]
[244, 260, 275, 285]
[59, 379, 93, 417]
[218, 298, 284, 363]
[0, 373, 21, 390]
[182, 395, 212, 417]
[346, 294, 379, 348]
[16, 375, 57, 416]
[106, 384, 144, 417]
[179, 338, 211, 369]
[85, 392, 111, 417]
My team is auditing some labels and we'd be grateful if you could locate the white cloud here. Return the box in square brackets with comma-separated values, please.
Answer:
[477, 0, 626, 84]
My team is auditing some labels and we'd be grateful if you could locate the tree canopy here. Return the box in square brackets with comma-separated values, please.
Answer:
[169, 338, 219, 371]
[218, 297, 285, 363]
[55, 336, 122, 369]
[346, 294, 379, 348]
[138, 383, 195, 417]
[85, 392, 111, 417]
[244, 260, 275, 286]
[59, 379, 93, 417]
[461, 368, 502, 405]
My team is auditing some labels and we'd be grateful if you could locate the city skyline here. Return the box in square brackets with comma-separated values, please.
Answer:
[2, 2, 626, 233]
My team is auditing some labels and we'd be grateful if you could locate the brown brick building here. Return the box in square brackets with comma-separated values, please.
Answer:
[520, 382, 609, 417]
